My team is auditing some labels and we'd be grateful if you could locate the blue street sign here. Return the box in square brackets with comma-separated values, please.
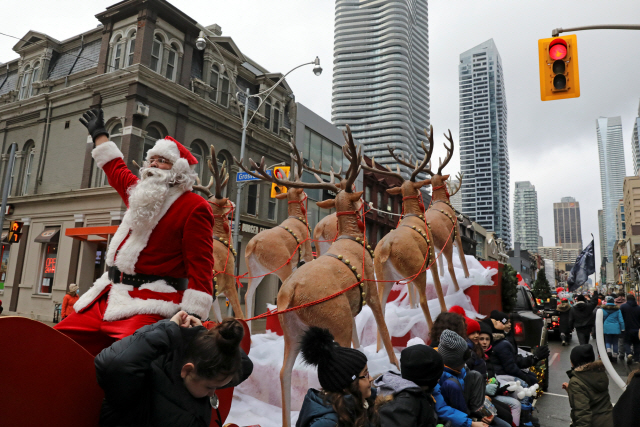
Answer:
[236, 169, 272, 182]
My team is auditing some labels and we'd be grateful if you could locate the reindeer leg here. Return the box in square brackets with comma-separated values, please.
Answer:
[430, 245, 447, 313]
[279, 312, 304, 427]
[351, 317, 360, 349]
[365, 279, 399, 368]
[408, 283, 418, 309]
[227, 284, 244, 320]
[455, 229, 470, 278]
[244, 256, 267, 331]
[445, 243, 461, 293]
[374, 255, 394, 352]
[413, 272, 433, 330]
[438, 246, 445, 277]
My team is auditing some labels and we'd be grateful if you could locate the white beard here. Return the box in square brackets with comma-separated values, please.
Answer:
[126, 167, 172, 231]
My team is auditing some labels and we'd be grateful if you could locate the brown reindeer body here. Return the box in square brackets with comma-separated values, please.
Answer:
[312, 212, 337, 256]
[244, 187, 314, 326]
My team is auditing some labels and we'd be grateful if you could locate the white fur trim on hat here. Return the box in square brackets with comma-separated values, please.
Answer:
[180, 289, 213, 320]
[92, 141, 124, 168]
[146, 139, 180, 164]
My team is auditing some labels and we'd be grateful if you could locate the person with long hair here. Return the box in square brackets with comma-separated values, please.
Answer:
[430, 312, 468, 347]
[95, 311, 252, 427]
[297, 327, 376, 427]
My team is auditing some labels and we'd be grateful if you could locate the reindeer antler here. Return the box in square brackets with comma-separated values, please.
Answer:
[193, 176, 215, 199]
[446, 172, 464, 196]
[437, 130, 455, 175]
[343, 143, 404, 182]
[208, 145, 229, 198]
[306, 160, 344, 183]
[341, 125, 362, 192]
[419, 126, 438, 178]
[287, 139, 305, 183]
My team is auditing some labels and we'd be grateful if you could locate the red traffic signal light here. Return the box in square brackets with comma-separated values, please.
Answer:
[538, 35, 580, 101]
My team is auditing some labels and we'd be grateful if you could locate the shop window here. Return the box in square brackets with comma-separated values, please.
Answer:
[247, 184, 258, 216]
[38, 243, 58, 294]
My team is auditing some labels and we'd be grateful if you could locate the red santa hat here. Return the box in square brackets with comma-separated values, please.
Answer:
[145, 136, 198, 172]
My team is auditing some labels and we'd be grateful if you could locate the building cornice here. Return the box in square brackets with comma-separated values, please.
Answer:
[6, 186, 119, 205]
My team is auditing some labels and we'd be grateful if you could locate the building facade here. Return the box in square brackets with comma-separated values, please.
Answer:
[459, 39, 510, 248]
[332, 0, 430, 182]
[0, 0, 301, 321]
[513, 181, 538, 252]
[538, 246, 581, 266]
[449, 178, 462, 212]
[632, 100, 640, 176]
[597, 116, 626, 261]
[616, 199, 626, 241]
[553, 196, 583, 250]
[507, 242, 535, 285]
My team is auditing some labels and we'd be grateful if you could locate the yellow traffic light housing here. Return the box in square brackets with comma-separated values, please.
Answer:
[270, 166, 290, 198]
[538, 34, 580, 101]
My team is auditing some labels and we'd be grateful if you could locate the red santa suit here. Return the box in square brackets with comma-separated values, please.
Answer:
[55, 137, 214, 356]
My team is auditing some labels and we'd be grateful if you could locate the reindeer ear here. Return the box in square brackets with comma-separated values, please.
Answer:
[386, 187, 403, 195]
[348, 191, 364, 202]
[275, 192, 289, 200]
[413, 179, 431, 189]
[316, 199, 335, 209]
[442, 174, 450, 181]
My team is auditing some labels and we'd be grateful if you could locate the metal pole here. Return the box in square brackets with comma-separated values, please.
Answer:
[233, 88, 251, 252]
[0, 143, 17, 238]
[552, 24, 640, 37]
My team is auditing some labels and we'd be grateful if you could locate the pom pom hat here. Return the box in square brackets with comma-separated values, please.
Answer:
[300, 327, 368, 393]
[145, 136, 198, 172]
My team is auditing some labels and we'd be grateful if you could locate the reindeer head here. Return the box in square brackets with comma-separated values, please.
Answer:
[193, 145, 234, 222]
[421, 129, 458, 200]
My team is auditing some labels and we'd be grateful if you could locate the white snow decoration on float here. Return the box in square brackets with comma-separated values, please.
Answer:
[226, 248, 497, 425]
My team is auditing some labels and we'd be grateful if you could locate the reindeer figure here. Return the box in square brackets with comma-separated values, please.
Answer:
[241, 126, 398, 427]
[421, 131, 470, 292]
[345, 127, 447, 334]
[305, 161, 342, 257]
[192, 146, 242, 322]
[234, 141, 314, 328]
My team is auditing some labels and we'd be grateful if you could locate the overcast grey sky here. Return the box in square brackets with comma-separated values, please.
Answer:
[2, 0, 640, 269]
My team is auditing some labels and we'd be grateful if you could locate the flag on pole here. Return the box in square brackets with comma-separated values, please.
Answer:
[567, 239, 595, 292]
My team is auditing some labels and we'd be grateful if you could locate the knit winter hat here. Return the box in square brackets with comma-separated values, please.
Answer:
[401, 344, 444, 389]
[479, 321, 494, 345]
[300, 327, 368, 393]
[438, 329, 469, 369]
[489, 310, 510, 325]
[68, 284, 79, 293]
[606, 296, 615, 304]
[570, 344, 595, 368]
[466, 318, 481, 336]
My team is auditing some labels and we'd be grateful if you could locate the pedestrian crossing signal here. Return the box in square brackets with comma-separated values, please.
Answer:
[7, 221, 23, 244]
[538, 34, 580, 101]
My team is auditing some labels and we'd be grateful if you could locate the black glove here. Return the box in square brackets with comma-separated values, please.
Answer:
[533, 345, 550, 361]
[79, 108, 109, 143]
[496, 384, 510, 396]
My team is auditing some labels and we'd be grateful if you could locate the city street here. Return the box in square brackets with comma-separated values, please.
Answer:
[536, 334, 633, 427]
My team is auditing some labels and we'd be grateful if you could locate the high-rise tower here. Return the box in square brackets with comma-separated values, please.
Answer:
[554, 196, 583, 250]
[632, 100, 640, 175]
[459, 39, 510, 247]
[332, 1, 430, 181]
[513, 181, 539, 252]
[597, 116, 626, 261]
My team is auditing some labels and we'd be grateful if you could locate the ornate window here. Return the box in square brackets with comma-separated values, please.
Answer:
[165, 43, 178, 81]
[126, 31, 136, 67]
[219, 72, 230, 107]
[111, 35, 123, 71]
[190, 142, 205, 181]
[150, 35, 163, 73]
[264, 99, 272, 130]
[93, 124, 122, 187]
[209, 64, 220, 103]
[21, 141, 35, 195]
[19, 66, 31, 100]
[28, 62, 40, 98]
[272, 102, 281, 134]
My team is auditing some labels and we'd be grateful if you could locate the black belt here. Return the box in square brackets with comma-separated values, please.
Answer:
[108, 266, 188, 291]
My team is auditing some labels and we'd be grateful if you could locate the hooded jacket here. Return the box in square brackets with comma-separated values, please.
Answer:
[620, 299, 640, 331]
[566, 360, 613, 427]
[296, 388, 377, 427]
[556, 302, 574, 334]
[571, 301, 598, 330]
[95, 320, 253, 427]
[613, 370, 640, 426]
[374, 372, 438, 427]
[485, 329, 536, 384]
[432, 383, 472, 427]
[601, 304, 625, 335]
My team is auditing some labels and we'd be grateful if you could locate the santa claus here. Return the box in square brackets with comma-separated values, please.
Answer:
[54, 109, 215, 356]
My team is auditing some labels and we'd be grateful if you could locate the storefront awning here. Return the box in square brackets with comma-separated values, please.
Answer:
[35, 228, 60, 243]
[65, 226, 119, 242]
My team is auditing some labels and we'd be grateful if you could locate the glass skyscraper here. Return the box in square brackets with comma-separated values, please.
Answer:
[513, 181, 539, 252]
[597, 116, 626, 261]
[459, 39, 511, 248]
[332, 0, 430, 181]
[632, 100, 640, 175]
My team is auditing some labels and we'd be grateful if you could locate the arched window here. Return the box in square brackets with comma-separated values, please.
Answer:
[19, 66, 31, 100]
[190, 142, 205, 180]
[93, 124, 122, 187]
[28, 62, 40, 98]
[165, 43, 178, 81]
[21, 141, 36, 195]
[111, 35, 123, 71]
[150, 35, 163, 73]
[126, 31, 136, 67]
[272, 102, 281, 134]
[143, 126, 164, 164]
[6, 145, 16, 196]
[209, 64, 220, 103]
[264, 98, 272, 130]
[219, 72, 229, 107]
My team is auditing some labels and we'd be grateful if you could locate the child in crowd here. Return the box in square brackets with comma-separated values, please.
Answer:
[556, 298, 573, 346]
[297, 327, 376, 427]
[562, 344, 613, 427]
[95, 311, 253, 427]
[375, 344, 443, 427]
[601, 296, 625, 362]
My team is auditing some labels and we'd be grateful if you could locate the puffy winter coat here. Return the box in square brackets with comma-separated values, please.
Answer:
[61, 292, 79, 319]
[466, 340, 487, 378]
[432, 383, 472, 427]
[374, 372, 438, 427]
[95, 320, 253, 427]
[620, 299, 640, 331]
[601, 304, 625, 335]
[296, 388, 377, 427]
[488, 332, 536, 384]
[571, 301, 598, 330]
[557, 302, 574, 334]
[613, 370, 640, 426]
[566, 360, 613, 427]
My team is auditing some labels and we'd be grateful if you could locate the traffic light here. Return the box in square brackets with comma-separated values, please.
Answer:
[7, 220, 23, 244]
[538, 34, 580, 101]
[270, 166, 290, 198]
